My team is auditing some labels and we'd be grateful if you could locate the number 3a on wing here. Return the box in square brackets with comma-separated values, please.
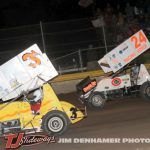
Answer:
[130, 30, 147, 49]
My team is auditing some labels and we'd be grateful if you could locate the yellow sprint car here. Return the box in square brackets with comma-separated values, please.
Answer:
[0, 83, 85, 136]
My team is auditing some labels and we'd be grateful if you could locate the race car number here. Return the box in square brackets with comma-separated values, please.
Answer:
[22, 50, 41, 68]
[111, 78, 122, 86]
[131, 30, 147, 50]
[70, 107, 77, 119]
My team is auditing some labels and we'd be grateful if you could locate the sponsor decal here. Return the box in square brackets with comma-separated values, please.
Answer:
[124, 52, 136, 63]
[119, 45, 128, 54]
[4, 132, 56, 149]
[111, 78, 122, 86]
[83, 80, 97, 93]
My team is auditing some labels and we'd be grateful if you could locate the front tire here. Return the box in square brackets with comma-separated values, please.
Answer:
[87, 92, 106, 109]
[42, 110, 70, 136]
[140, 81, 150, 100]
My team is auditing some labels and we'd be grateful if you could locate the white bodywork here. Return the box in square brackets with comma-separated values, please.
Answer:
[79, 30, 150, 105]
[0, 44, 58, 101]
[93, 30, 150, 94]
[94, 64, 150, 93]
[95, 75, 131, 92]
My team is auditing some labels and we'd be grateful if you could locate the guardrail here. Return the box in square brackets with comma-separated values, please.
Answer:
[51, 64, 150, 83]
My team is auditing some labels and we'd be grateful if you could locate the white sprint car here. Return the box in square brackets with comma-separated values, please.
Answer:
[77, 30, 150, 108]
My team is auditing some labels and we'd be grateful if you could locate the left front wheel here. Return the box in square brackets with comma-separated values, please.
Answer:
[42, 110, 70, 136]
[87, 91, 106, 109]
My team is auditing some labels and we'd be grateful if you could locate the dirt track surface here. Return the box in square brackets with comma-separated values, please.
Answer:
[1, 93, 150, 150]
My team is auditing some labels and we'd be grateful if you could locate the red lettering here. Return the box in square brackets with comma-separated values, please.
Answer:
[137, 44, 147, 53]
[139, 30, 147, 43]
[5, 134, 17, 149]
[5, 133, 24, 149]
[131, 30, 147, 49]
[131, 35, 141, 49]
[124, 52, 136, 63]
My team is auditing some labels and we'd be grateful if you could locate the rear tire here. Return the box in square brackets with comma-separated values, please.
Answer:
[87, 92, 106, 109]
[42, 110, 70, 136]
[140, 81, 150, 100]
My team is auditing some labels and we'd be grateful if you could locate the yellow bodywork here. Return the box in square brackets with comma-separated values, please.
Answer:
[0, 84, 84, 130]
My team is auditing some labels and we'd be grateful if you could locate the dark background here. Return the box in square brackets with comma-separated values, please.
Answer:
[0, 0, 138, 28]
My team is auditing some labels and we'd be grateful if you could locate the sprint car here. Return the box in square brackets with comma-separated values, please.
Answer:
[76, 30, 150, 108]
[0, 44, 85, 136]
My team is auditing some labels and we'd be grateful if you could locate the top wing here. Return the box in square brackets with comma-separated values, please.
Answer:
[98, 30, 150, 73]
[0, 44, 58, 101]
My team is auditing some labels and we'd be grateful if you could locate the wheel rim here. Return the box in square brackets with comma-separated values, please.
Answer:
[48, 117, 64, 133]
[146, 86, 150, 97]
[92, 94, 104, 107]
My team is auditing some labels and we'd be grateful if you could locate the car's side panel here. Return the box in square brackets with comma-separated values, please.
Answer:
[95, 75, 131, 92]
